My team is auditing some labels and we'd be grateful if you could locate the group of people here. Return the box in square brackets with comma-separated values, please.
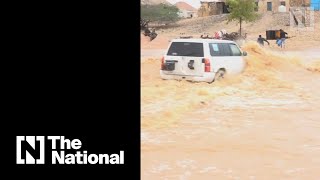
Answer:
[257, 29, 288, 48]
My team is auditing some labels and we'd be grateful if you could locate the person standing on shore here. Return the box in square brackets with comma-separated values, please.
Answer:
[280, 29, 288, 48]
[257, 35, 270, 46]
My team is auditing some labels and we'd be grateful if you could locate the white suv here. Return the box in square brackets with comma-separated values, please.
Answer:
[160, 39, 247, 83]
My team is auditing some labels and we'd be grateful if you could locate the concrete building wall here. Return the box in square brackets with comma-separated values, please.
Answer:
[198, 2, 214, 17]
[257, 0, 313, 13]
[198, 1, 227, 17]
[258, 0, 281, 12]
[290, 0, 311, 6]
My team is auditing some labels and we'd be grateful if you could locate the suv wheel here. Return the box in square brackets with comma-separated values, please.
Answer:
[214, 69, 225, 81]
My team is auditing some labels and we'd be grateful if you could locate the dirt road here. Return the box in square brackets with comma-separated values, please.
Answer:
[141, 43, 320, 179]
[141, 49, 166, 58]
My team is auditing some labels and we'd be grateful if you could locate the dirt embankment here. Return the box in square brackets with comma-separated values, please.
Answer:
[141, 12, 320, 50]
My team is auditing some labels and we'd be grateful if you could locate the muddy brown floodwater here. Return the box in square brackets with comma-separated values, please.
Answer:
[141, 42, 320, 179]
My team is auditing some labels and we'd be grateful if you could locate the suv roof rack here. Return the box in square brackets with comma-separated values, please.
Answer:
[179, 36, 193, 39]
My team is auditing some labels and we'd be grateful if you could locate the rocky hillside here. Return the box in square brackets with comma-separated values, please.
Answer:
[174, 1, 197, 11]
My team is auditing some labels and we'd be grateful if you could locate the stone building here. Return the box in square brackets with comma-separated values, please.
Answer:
[198, 0, 317, 17]
[256, 0, 312, 13]
[256, 0, 288, 12]
[198, 0, 229, 17]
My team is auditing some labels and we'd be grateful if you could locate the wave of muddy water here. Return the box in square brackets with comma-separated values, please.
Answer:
[141, 42, 320, 179]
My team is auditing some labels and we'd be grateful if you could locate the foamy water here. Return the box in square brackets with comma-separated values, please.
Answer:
[141, 42, 320, 179]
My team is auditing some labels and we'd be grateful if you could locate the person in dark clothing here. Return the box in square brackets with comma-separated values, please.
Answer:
[149, 28, 157, 41]
[144, 28, 151, 36]
[280, 29, 288, 38]
[279, 29, 288, 48]
[257, 35, 270, 46]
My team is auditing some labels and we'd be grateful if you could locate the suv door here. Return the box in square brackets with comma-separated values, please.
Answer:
[208, 43, 231, 72]
[208, 43, 245, 74]
[226, 43, 246, 74]
[163, 42, 204, 76]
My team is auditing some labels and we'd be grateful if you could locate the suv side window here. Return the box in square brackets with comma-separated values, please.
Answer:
[221, 44, 232, 56]
[229, 44, 242, 56]
[209, 43, 222, 56]
[209, 43, 231, 56]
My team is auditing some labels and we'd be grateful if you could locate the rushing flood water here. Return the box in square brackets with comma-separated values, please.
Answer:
[141, 42, 320, 179]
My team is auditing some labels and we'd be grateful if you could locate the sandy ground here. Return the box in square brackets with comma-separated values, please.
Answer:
[141, 12, 320, 179]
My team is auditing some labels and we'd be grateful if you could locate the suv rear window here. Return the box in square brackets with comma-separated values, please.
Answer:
[167, 42, 204, 57]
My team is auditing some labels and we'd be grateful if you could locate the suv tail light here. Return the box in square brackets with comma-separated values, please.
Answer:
[203, 58, 210, 72]
[161, 56, 165, 70]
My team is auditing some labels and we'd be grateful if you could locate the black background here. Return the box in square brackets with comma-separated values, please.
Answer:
[5, 1, 140, 179]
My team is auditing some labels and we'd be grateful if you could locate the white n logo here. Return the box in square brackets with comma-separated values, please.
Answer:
[16, 136, 45, 164]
